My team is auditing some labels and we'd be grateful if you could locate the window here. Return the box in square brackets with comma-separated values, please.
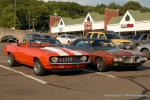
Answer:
[92, 33, 98, 39]
[86, 33, 92, 38]
[134, 35, 141, 40]
[99, 34, 106, 39]
[75, 41, 90, 48]
[68, 35, 75, 39]
[60, 35, 66, 38]
[60, 21, 63, 25]
[87, 16, 90, 22]
[141, 35, 148, 40]
[148, 35, 150, 40]
[125, 14, 130, 21]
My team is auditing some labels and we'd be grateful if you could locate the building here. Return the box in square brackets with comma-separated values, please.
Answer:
[50, 12, 104, 36]
[50, 9, 150, 36]
[107, 10, 150, 36]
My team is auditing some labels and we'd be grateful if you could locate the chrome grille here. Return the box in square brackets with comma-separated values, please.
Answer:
[123, 56, 140, 63]
[50, 56, 88, 64]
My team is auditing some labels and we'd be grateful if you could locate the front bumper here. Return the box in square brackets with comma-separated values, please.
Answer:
[112, 62, 143, 67]
[45, 64, 87, 70]
[111, 56, 147, 67]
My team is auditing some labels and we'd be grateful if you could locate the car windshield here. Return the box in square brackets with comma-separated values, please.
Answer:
[133, 35, 141, 40]
[4, 35, 15, 38]
[75, 39, 117, 50]
[105, 33, 121, 39]
[44, 35, 52, 39]
[29, 39, 63, 47]
[68, 35, 75, 39]
[90, 40, 117, 50]
[27, 34, 43, 39]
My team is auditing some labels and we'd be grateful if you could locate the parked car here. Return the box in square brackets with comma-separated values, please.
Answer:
[4, 39, 89, 76]
[42, 34, 53, 40]
[135, 43, 150, 59]
[23, 33, 44, 43]
[56, 34, 77, 44]
[68, 38, 147, 72]
[1, 35, 18, 43]
[85, 32, 134, 49]
[128, 34, 150, 47]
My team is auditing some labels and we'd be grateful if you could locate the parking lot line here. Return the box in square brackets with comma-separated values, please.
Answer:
[0, 64, 48, 85]
[83, 69, 118, 78]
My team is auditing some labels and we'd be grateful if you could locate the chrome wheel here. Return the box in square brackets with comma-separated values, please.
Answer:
[141, 49, 150, 59]
[7, 53, 16, 67]
[96, 58, 107, 72]
[34, 59, 46, 76]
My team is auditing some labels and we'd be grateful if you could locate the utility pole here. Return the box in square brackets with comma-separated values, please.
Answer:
[32, 18, 35, 31]
[28, 10, 31, 30]
[14, 0, 16, 29]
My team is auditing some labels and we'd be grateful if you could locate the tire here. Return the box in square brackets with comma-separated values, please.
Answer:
[8, 53, 17, 67]
[128, 66, 138, 70]
[96, 58, 108, 72]
[34, 59, 47, 76]
[141, 49, 150, 59]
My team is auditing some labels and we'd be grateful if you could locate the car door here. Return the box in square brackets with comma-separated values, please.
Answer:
[14, 44, 28, 63]
[15, 44, 33, 65]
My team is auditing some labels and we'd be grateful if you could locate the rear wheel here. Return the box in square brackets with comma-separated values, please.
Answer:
[8, 53, 17, 67]
[141, 49, 150, 59]
[96, 58, 108, 72]
[34, 59, 47, 76]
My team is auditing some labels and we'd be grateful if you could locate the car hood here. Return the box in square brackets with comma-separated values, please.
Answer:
[40, 47, 88, 56]
[111, 39, 131, 43]
[106, 49, 142, 57]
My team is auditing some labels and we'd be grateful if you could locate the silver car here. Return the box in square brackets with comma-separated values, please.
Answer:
[136, 44, 150, 59]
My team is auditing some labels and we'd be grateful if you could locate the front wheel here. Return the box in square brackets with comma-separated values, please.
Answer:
[96, 58, 108, 72]
[8, 53, 17, 67]
[141, 49, 150, 59]
[34, 59, 47, 76]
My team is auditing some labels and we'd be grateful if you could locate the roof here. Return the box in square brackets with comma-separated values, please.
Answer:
[129, 10, 150, 21]
[62, 17, 85, 25]
[89, 12, 104, 22]
[108, 16, 123, 24]
[109, 10, 150, 24]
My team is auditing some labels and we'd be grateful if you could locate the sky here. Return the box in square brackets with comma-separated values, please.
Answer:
[43, 0, 150, 8]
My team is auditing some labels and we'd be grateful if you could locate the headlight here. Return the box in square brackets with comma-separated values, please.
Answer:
[114, 57, 123, 62]
[80, 56, 87, 62]
[51, 57, 58, 63]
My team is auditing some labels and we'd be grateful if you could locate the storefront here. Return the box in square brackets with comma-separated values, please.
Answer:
[50, 10, 150, 37]
[107, 10, 150, 36]
[50, 12, 104, 36]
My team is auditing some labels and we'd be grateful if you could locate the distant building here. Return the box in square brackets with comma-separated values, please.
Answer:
[107, 10, 150, 36]
[50, 9, 150, 36]
[50, 12, 104, 36]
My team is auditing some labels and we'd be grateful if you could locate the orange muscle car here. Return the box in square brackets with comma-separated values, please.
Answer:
[68, 38, 147, 72]
[4, 39, 89, 75]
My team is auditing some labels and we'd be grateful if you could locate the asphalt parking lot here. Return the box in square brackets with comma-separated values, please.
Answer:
[0, 43, 150, 100]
